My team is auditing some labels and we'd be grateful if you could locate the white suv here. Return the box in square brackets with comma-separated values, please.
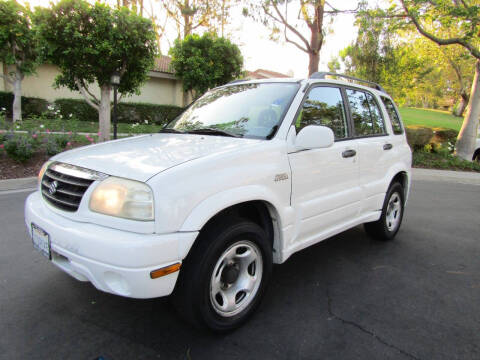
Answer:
[25, 73, 411, 331]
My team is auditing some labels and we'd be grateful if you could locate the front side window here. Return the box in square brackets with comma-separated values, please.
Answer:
[381, 96, 404, 134]
[167, 83, 300, 139]
[295, 86, 348, 139]
[346, 89, 386, 137]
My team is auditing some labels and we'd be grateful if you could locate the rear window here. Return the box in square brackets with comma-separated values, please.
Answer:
[381, 97, 403, 135]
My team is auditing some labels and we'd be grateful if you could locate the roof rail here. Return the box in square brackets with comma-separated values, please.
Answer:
[309, 72, 386, 93]
[228, 79, 246, 84]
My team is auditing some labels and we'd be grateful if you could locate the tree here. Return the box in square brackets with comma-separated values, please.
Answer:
[169, 33, 243, 97]
[339, 9, 397, 85]
[243, 0, 359, 76]
[162, 0, 234, 39]
[0, 0, 38, 122]
[393, 0, 480, 160]
[34, 0, 156, 142]
[117, 0, 144, 15]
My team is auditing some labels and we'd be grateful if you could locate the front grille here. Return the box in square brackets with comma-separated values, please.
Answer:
[41, 163, 104, 212]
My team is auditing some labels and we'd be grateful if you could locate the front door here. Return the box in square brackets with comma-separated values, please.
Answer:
[288, 86, 361, 250]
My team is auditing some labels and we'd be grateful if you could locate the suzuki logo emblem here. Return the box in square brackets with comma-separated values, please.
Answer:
[48, 181, 58, 195]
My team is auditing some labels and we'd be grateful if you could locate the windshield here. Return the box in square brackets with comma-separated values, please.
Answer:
[166, 82, 300, 139]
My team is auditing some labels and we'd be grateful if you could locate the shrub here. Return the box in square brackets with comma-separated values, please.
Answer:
[117, 102, 184, 126]
[0, 92, 184, 127]
[3, 134, 36, 163]
[0, 91, 49, 119]
[54, 99, 98, 123]
[44, 136, 61, 156]
[405, 126, 434, 150]
[43, 133, 73, 156]
[54, 98, 184, 127]
[431, 128, 458, 144]
[413, 149, 480, 172]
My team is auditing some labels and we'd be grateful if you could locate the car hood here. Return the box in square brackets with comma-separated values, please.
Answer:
[52, 134, 262, 182]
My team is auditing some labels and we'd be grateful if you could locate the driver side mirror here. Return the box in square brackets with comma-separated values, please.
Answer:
[295, 125, 334, 150]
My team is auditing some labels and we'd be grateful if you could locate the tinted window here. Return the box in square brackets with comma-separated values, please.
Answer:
[296, 87, 348, 139]
[381, 96, 403, 134]
[346, 89, 386, 136]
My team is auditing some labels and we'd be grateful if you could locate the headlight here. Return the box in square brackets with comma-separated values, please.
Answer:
[38, 161, 52, 185]
[89, 177, 154, 221]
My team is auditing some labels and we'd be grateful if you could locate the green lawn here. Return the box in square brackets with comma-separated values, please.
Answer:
[399, 107, 464, 131]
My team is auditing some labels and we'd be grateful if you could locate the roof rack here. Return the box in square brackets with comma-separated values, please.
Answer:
[228, 79, 246, 84]
[309, 72, 386, 93]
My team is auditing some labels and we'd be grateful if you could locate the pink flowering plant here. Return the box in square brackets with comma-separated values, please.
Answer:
[44, 131, 74, 156]
[2, 133, 37, 163]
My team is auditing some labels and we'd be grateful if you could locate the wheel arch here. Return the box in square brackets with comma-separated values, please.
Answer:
[180, 186, 286, 263]
[389, 170, 409, 201]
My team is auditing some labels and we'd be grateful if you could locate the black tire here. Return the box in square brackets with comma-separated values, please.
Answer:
[364, 182, 405, 241]
[172, 217, 273, 332]
[473, 149, 480, 163]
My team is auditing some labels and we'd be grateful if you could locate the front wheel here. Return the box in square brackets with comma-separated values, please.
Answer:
[364, 182, 405, 241]
[173, 218, 272, 332]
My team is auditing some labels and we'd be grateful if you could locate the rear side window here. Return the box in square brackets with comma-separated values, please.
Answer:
[381, 97, 404, 134]
[346, 89, 386, 137]
[296, 86, 348, 140]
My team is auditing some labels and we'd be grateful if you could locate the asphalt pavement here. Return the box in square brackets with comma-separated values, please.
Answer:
[1, 179, 479, 360]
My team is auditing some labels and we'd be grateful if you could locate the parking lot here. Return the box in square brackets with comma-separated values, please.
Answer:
[1, 178, 479, 360]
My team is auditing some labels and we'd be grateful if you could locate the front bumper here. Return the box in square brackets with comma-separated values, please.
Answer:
[25, 191, 198, 299]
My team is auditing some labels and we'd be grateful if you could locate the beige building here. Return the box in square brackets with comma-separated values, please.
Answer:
[1, 56, 187, 107]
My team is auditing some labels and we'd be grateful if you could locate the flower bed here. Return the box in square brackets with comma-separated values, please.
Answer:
[0, 108, 103, 179]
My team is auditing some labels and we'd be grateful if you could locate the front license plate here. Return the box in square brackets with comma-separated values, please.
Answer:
[31, 223, 51, 260]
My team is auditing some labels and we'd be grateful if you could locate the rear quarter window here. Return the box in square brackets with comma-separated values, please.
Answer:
[381, 97, 404, 135]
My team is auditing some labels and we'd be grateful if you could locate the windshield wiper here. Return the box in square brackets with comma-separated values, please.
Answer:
[158, 128, 185, 134]
[185, 128, 240, 138]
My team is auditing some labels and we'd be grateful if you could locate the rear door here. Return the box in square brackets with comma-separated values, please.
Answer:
[344, 88, 392, 213]
[288, 85, 361, 248]
[379, 95, 412, 173]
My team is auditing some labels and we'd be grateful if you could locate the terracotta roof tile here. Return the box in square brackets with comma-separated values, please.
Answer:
[153, 55, 174, 74]
[246, 69, 291, 79]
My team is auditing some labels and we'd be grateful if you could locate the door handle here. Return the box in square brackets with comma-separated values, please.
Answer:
[342, 149, 356, 158]
[383, 143, 393, 150]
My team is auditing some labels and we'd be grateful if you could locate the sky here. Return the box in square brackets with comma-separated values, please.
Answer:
[21, 0, 378, 79]
[232, 0, 361, 78]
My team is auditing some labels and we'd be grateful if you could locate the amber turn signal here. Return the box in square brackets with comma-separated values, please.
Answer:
[150, 263, 181, 279]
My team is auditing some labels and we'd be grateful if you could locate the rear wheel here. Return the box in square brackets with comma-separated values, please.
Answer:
[173, 217, 272, 332]
[364, 182, 405, 241]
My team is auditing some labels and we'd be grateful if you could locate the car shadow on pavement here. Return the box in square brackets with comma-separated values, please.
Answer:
[39, 226, 405, 359]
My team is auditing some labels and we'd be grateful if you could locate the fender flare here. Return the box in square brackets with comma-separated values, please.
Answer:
[384, 164, 411, 198]
[179, 185, 288, 233]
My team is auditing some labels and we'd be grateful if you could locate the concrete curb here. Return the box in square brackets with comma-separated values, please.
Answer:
[412, 168, 480, 185]
[1, 168, 479, 192]
[0, 176, 37, 191]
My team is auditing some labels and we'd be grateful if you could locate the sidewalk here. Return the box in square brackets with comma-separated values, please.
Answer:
[1, 168, 479, 193]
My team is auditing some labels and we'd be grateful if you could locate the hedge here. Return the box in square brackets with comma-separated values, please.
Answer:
[0, 91, 49, 118]
[0, 91, 184, 127]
